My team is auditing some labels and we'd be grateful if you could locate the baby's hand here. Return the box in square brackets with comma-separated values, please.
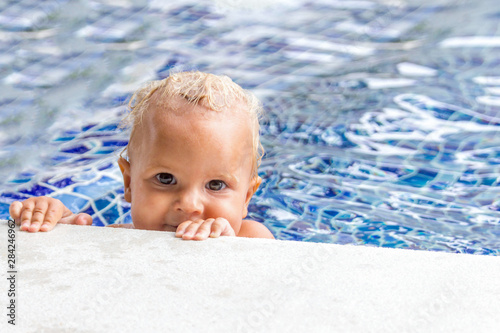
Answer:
[9, 197, 92, 232]
[175, 218, 235, 240]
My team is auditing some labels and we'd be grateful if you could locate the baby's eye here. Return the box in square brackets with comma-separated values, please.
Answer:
[156, 173, 176, 185]
[207, 180, 226, 191]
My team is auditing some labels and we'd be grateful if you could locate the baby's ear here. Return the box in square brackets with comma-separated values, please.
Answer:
[243, 176, 262, 217]
[118, 157, 132, 202]
[251, 176, 262, 195]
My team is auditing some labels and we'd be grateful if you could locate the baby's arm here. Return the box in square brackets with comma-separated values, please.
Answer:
[9, 197, 92, 232]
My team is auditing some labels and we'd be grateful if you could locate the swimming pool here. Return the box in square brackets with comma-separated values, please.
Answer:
[0, 0, 498, 255]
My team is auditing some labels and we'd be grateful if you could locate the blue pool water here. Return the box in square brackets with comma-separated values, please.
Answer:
[0, 0, 499, 255]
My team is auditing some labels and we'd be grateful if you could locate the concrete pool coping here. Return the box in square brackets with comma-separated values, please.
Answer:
[0, 221, 499, 332]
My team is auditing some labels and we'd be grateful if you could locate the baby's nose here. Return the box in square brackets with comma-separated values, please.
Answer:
[175, 189, 203, 217]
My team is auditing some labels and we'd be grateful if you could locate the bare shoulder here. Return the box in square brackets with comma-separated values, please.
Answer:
[106, 224, 135, 229]
[238, 220, 274, 239]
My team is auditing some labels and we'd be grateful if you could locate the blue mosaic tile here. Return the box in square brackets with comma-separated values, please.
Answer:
[82, 124, 98, 132]
[9, 178, 33, 184]
[121, 213, 133, 225]
[95, 148, 116, 155]
[73, 182, 115, 199]
[46, 177, 75, 189]
[102, 140, 127, 147]
[80, 205, 96, 217]
[19, 185, 54, 197]
[92, 216, 105, 227]
[94, 197, 114, 212]
[53, 136, 76, 142]
[96, 124, 119, 132]
[101, 205, 120, 225]
[50, 155, 71, 163]
[51, 194, 89, 213]
[1, 192, 31, 201]
[60, 144, 92, 154]
[0, 202, 10, 218]
[97, 163, 114, 171]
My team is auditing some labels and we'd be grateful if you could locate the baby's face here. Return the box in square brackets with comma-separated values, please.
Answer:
[119, 97, 260, 234]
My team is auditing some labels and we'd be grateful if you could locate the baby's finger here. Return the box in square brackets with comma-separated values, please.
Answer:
[181, 220, 204, 239]
[18, 200, 36, 231]
[9, 201, 23, 225]
[192, 218, 215, 240]
[21, 200, 53, 232]
[26, 200, 49, 233]
[38, 200, 66, 232]
[209, 218, 223, 238]
[211, 217, 235, 237]
[175, 220, 193, 238]
[59, 213, 93, 226]
[75, 213, 93, 225]
[180, 219, 206, 240]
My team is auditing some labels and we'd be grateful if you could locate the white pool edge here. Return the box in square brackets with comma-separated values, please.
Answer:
[1, 221, 499, 332]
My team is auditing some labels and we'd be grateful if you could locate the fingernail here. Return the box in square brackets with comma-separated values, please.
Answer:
[21, 222, 29, 230]
[40, 223, 50, 231]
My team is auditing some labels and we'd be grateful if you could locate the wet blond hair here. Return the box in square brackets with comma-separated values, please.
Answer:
[120, 71, 264, 176]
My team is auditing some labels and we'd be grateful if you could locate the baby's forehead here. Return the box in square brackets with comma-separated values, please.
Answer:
[153, 90, 248, 111]
[146, 93, 251, 123]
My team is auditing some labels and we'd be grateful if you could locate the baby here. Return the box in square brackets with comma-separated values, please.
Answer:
[9, 71, 274, 240]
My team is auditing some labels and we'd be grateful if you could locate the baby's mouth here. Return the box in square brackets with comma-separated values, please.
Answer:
[162, 224, 177, 232]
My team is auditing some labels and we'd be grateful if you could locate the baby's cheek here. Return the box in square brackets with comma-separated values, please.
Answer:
[131, 205, 153, 230]
[227, 216, 242, 234]
[206, 200, 243, 231]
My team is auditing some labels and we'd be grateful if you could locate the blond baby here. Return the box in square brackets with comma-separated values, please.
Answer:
[9, 71, 274, 240]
